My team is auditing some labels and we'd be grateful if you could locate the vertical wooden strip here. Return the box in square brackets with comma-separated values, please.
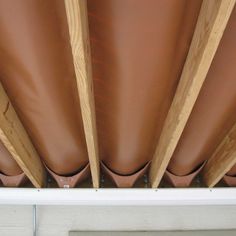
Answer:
[202, 123, 236, 187]
[64, 0, 100, 188]
[150, 0, 235, 188]
[0, 83, 45, 188]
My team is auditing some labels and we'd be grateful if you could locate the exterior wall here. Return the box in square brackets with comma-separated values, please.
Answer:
[0, 189, 236, 236]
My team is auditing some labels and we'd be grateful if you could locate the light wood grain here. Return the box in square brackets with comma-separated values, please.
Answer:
[202, 123, 236, 187]
[150, 0, 236, 188]
[0, 83, 45, 188]
[64, 0, 100, 188]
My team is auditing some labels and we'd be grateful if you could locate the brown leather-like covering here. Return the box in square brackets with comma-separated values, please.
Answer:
[228, 167, 236, 176]
[46, 164, 90, 188]
[168, 6, 236, 177]
[0, 172, 27, 187]
[223, 175, 236, 187]
[164, 162, 205, 188]
[101, 162, 150, 188]
[0, 141, 22, 176]
[0, 1, 88, 176]
[88, 0, 202, 177]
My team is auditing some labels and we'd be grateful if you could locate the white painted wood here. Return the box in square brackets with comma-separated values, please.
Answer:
[0, 188, 236, 206]
[0, 189, 235, 235]
[69, 231, 236, 236]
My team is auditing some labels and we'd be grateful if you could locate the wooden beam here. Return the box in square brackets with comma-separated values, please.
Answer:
[202, 123, 236, 187]
[64, 0, 100, 188]
[0, 83, 45, 188]
[150, 0, 235, 188]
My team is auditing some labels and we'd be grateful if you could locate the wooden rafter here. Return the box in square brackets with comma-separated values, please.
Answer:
[202, 123, 236, 187]
[0, 83, 45, 188]
[150, 0, 236, 188]
[64, 0, 100, 188]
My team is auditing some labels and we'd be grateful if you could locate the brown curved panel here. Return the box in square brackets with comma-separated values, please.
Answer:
[0, 1, 88, 176]
[228, 165, 236, 176]
[168, 6, 236, 176]
[0, 141, 22, 176]
[88, 0, 202, 175]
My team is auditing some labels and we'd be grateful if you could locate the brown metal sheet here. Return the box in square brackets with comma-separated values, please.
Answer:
[0, 0, 88, 176]
[168, 6, 236, 177]
[0, 141, 22, 176]
[88, 0, 202, 176]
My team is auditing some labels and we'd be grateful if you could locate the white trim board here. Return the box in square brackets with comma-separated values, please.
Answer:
[0, 188, 235, 205]
[69, 231, 236, 236]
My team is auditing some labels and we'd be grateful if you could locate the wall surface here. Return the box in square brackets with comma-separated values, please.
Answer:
[0, 204, 236, 236]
